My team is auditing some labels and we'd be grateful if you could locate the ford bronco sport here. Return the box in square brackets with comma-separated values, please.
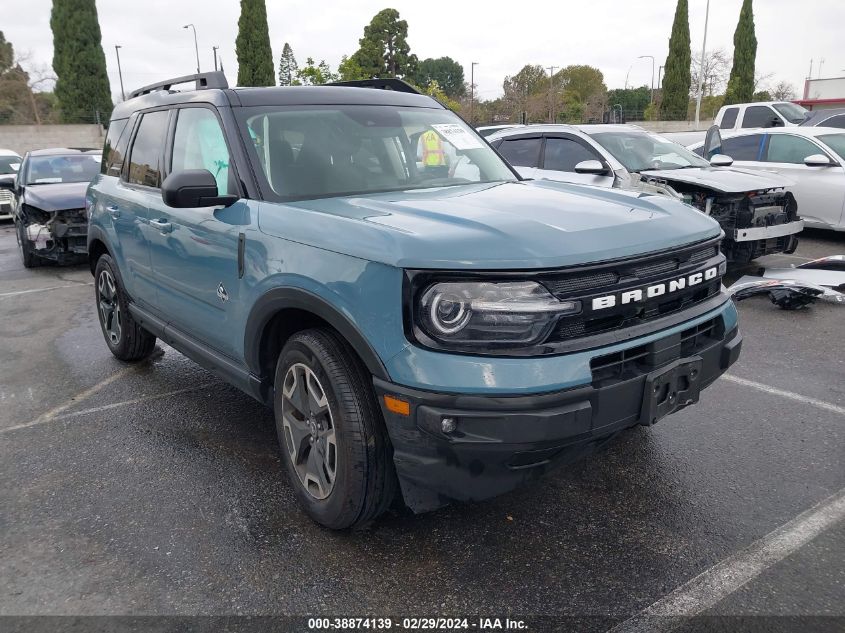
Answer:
[87, 73, 742, 529]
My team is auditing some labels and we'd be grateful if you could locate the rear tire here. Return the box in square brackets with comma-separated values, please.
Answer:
[274, 328, 396, 529]
[16, 221, 42, 269]
[94, 254, 157, 361]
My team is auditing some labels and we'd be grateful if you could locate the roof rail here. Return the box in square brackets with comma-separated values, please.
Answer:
[128, 71, 229, 100]
[327, 78, 421, 95]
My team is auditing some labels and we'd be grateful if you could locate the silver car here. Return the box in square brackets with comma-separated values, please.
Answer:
[689, 127, 845, 231]
[488, 124, 804, 264]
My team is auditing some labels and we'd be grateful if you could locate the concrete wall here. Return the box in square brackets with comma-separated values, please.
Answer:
[629, 119, 715, 133]
[0, 125, 105, 156]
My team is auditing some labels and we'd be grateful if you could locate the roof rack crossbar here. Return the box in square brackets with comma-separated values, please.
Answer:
[128, 71, 229, 100]
[326, 78, 421, 95]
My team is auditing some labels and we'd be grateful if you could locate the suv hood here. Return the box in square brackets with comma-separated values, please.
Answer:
[639, 166, 790, 193]
[262, 180, 722, 270]
[23, 181, 88, 212]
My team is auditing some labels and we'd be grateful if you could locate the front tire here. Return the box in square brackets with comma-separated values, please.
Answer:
[93, 254, 157, 361]
[274, 328, 396, 529]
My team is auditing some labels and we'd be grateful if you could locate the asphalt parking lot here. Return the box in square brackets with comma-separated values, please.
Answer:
[0, 222, 843, 629]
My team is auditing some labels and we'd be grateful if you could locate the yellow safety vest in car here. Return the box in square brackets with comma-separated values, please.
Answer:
[421, 130, 447, 167]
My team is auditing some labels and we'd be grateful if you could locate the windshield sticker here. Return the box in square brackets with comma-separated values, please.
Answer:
[431, 124, 484, 151]
[33, 178, 62, 184]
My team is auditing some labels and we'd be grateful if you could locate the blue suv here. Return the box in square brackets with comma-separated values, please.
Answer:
[87, 73, 741, 528]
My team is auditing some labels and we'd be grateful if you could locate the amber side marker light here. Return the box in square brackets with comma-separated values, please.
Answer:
[383, 395, 411, 416]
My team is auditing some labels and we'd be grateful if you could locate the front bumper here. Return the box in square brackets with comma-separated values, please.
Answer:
[376, 315, 742, 513]
[733, 219, 804, 242]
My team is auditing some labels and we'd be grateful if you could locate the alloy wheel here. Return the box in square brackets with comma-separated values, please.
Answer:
[97, 269, 122, 345]
[281, 363, 338, 500]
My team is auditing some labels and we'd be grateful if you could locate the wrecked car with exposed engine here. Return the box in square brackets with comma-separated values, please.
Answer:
[7, 148, 100, 268]
[488, 124, 803, 265]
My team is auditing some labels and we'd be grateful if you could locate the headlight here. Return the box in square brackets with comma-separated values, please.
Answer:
[416, 281, 580, 350]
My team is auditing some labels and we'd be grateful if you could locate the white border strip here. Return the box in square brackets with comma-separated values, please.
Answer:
[0, 283, 93, 299]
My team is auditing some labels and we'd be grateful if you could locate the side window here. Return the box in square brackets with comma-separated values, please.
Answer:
[742, 106, 778, 128]
[821, 114, 845, 129]
[171, 108, 231, 195]
[497, 137, 542, 168]
[543, 137, 600, 172]
[101, 118, 129, 176]
[765, 135, 823, 164]
[720, 134, 765, 161]
[126, 110, 169, 188]
[720, 107, 739, 129]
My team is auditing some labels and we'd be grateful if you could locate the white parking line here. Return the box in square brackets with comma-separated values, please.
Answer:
[1, 348, 165, 435]
[723, 374, 845, 416]
[0, 381, 217, 435]
[0, 282, 93, 299]
[609, 487, 845, 633]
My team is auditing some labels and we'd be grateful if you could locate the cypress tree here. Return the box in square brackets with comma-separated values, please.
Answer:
[724, 0, 757, 105]
[50, 0, 112, 123]
[278, 42, 297, 86]
[660, 0, 691, 120]
[236, 0, 275, 86]
[351, 9, 417, 79]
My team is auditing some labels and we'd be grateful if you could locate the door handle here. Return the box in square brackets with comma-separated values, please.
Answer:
[107, 204, 121, 219]
[149, 218, 172, 233]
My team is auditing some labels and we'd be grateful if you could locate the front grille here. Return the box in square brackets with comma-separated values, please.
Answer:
[590, 316, 722, 384]
[0, 189, 11, 203]
[533, 239, 724, 344]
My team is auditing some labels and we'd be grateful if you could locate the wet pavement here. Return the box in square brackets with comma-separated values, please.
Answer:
[0, 222, 843, 627]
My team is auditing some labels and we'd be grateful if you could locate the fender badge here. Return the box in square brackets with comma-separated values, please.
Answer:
[216, 283, 229, 302]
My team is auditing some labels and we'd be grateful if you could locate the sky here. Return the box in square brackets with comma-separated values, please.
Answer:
[4, 0, 843, 102]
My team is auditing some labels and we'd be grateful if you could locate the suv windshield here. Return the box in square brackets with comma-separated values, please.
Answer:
[588, 130, 710, 172]
[26, 154, 101, 184]
[237, 105, 516, 200]
[772, 102, 808, 124]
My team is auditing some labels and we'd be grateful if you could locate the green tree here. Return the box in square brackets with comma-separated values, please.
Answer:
[236, 0, 275, 86]
[724, 0, 757, 105]
[278, 42, 298, 86]
[337, 55, 365, 81]
[351, 8, 417, 79]
[414, 57, 465, 98]
[421, 80, 460, 111]
[660, 0, 691, 120]
[607, 86, 652, 117]
[50, 0, 112, 122]
[502, 64, 546, 119]
[294, 58, 337, 85]
[556, 65, 606, 102]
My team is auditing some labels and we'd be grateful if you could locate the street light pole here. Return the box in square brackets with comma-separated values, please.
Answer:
[548, 66, 558, 123]
[114, 45, 125, 101]
[694, 0, 710, 129]
[213, 46, 219, 72]
[638, 55, 655, 104]
[470, 62, 479, 124]
[183, 24, 200, 74]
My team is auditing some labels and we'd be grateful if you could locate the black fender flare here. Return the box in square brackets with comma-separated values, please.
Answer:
[244, 287, 390, 382]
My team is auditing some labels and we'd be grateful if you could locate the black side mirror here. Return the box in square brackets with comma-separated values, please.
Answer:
[770, 116, 784, 128]
[0, 174, 16, 191]
[161, 169, 238, 208]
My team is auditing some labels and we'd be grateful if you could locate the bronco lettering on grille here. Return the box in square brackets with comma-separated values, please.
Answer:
[591, 266, 719, 311]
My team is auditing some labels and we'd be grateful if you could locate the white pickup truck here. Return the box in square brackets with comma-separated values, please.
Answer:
[664, 102, 811, 147]
[714, 101, 809, 131]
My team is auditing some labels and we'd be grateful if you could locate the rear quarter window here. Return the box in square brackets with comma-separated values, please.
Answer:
[101, 118, 130, 176]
